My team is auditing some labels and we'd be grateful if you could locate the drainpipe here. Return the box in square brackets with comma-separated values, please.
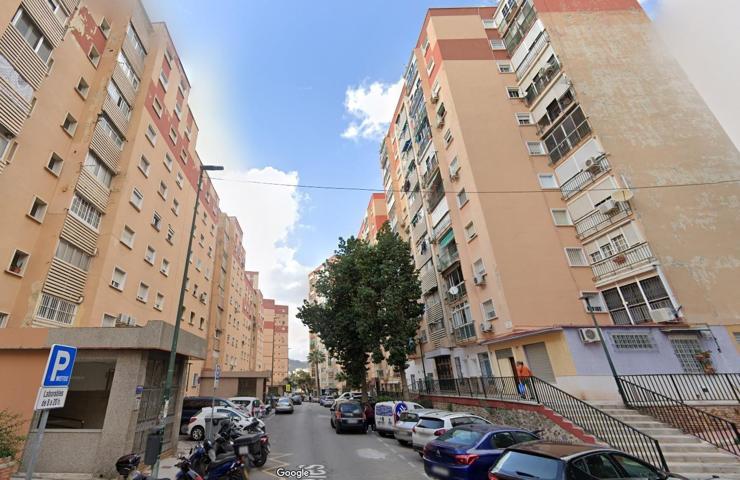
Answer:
[582, 296, 627, 405]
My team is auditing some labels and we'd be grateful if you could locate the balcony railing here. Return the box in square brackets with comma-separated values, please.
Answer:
[560, 155, 610, 199]
[620, 374, 740, 404]
[524, 59, 561, 106]
[591, 242, 655, 281]
[432, 213, 451, 239]
[516, 31, 549, 80]
[544, 107, 592, 165]
[422, 154, 439, 187]
[446, 281, 467, 304]
[437, 249, 460, 272]
[503, 1, 537, 55]
[426, 186, 445, 212]
[575, 201, 632, 239]
[454, 323, 476, 343]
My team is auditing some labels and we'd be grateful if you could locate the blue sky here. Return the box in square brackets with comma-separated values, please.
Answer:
[142, 0, 665, 359]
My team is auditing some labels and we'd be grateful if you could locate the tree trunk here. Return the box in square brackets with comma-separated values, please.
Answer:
[361, 374, 368, 404]
[314, 362, 321, 396]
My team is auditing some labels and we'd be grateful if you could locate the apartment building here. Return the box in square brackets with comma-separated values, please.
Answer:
[381, 2, 740, 400]
[358, 192, 389, 243]
[261, 298, 289, 393]
[245, 270, 265, 371]
[307, 262, 343, 393]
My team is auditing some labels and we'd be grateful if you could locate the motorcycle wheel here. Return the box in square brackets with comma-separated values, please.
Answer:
[228, 466, 249, 479]
[252, 447, 268, 468]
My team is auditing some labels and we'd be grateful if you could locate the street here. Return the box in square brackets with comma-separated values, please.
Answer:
[228, 402, 427, 480]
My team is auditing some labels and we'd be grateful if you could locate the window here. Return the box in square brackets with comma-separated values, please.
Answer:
[454, 190, 468, 209]
[426, 58, 435, 75]
[158, 181, 168, 199]
[152, 97, 163, 117]
[84, 151, 113, 187]
[611, 234, 628, 252]
[8, 250, 29, 276]
[199, 317, 205, 330]
[99, 17, 111, 37]
[151, 211, 162, 231]
[490, 38, 505, 49]
[121, 225, 135, 248]
[136, 282, 149, 302]
[70, 194, 101, 229]
[138, 155, 150, 176]
[126, 23, 146, 60]
[146, 125, 157, 145]
[537, 174, 558, 189]
[12, 9, 53, 62]
[176, 172, 185, 190]
[452, 302, 476, 341]
[98, 116, 124, 149]
[497, 61, 513, 73]
[54, 239, 91, 271]
[516, 113, 533, 125]
[581, 292, 606, 312]
[565, 247, 588, 267]
[482, 19, 496, 29]
[444, 128, 453, 146]
[46, 153, 63, 176]
[612, 333, 655, 350]
[166, 226, 175, 244]
[188, 311, 195, 325]
[87, 45, 100, 67]
[46, 0, 67, 23]
[75, 77, 89, 98]
[526, 141, 545, 155]
[154, 293, 164, 311]
[172, 198, 180, 216]
[117, 52, 139, 90]
[163, 154, 174, 172]
[169, 127, 178, 144]
[0, 312, 7, 328]
[174, 102, 183, 119]
[36, 293, 76, 325]
[473, 259, 487, 278]
[551, 209, 572, 226]
[482, 300, 497, 320]
[110, 267, 126, 290]
[62, 113, 77, 136]
[670, 338, 704, 373]
[180, 149, 188, 163]
[144, 245, 156, 264]
[160, 258, 170, 276]
[28, 197, 48, 222]
[601, 276, 671, 325]
[507, 87, 521, 99]
[543, 105, 591, 164]
[611, 454, 661, 480]
[159, 70, 169, 90]
[464, 222, 477, 241]
[130, 188, 143, 210]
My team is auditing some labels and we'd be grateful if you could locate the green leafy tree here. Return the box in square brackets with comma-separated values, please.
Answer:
[287, 369, 314, 392]
[0, 409, 24, 459]
[307, 348, 326, 395]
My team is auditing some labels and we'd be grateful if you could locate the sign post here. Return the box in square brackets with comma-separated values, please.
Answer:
[209, 364, 221, 440]
[25, 344, 77, 480]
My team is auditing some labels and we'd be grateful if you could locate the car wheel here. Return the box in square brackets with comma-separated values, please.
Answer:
[418, 451, 423, 458]
[190, 426, 205, 441]
[399, 440, 409, 446]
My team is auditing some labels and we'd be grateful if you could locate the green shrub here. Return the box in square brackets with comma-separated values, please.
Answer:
[0, 409, 25, 459]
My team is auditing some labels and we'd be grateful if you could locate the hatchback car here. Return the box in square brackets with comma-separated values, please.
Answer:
[423, 424, 539, 480]
[229, 396, 262, 417]
[291, 394, 303, 405]
[412, 411, 492, 455]
[180, 396, 240, 433]
[320, 395, 335, 407]
[394, 409, 436, 446]
[488, 442, 682, 480]
[275, 397, 294, 414]
[330, 400, 366, 434]
[187, 406, 266, 440]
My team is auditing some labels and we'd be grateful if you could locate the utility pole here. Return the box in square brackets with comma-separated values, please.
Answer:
[151, 164, 223, 477]
[581, 296, 626, 404]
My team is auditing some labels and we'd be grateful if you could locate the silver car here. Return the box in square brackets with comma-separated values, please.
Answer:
[393, 408, 436, 446]
[275, 397, 294, 414]
[411, 411, 491, 454]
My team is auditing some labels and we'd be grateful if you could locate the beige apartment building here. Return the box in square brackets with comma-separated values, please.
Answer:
[0, 0, 285, 475]
[382, 2, 740, 400]
[307, 263, 343, 393]
[261, 298, 289, 393]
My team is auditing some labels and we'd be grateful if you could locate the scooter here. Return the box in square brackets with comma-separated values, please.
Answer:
[190, 419, 269, 477]
[115, 453, 169, 480]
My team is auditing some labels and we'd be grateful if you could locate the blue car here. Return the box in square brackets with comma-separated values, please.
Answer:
[423, 424, 540, 480]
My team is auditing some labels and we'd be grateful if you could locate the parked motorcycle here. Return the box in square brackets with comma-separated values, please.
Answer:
[189, 418, 269, 478]
[115, 453, 169, 480]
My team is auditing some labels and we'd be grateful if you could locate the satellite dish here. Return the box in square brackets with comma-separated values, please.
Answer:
[611, 189, 634, 202]
[448, 285, 459, 296]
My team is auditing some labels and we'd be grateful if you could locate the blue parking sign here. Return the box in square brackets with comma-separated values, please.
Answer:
[42, 344, 77, 388]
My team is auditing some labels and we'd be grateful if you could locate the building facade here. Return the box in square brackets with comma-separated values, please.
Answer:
[261, 298, 289, 392]
[307, 262, 343, 393]
[380, 2, 740, 399]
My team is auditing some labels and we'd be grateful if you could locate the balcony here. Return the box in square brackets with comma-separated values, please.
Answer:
[543, 106, 592, 165]
[515, 31, 549, 80]
[426, 301, 444, 325]
[524, 58, 561, 107]
[406, 166, 419, 190]
[559, 155, 610, 199]
[575, 201, 632, 239]
[422, 153, 439, 187]
[437, 249, 460, 273]
[445, 282, 467, 304]
[591, 242, 655, 282]
[420, 267, 438, 293]
[411, 213, 427, 241]
[425, 185, 445, 213]
[503, 0, 536, 55]
[0, 56, 33, 136]
[432, 213, 451, 240]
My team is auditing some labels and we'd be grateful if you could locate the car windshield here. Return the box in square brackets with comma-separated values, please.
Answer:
[492, 451, 562, 480]
[278, 398, 291, 405]
[417, 417, 445, 429]
[339, 403, 362, 414]
[438, 428, 484, 446]
[399, 412, 419, 423]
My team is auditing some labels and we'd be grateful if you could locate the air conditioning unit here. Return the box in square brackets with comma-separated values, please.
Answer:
[449, 164, 460, 180]
[430, 91, 439, 103]
[473, 274, 486, 286]
[598, 199, 619, 215]
[480, 321, 493, 332]
[650, 307, 676, 323]
[435, 116, 445, 129]
[117, 314, 136, 327]
[200, 293, 207, 302]
[584, 157, 602, 174]
[579, 327, 600, 343]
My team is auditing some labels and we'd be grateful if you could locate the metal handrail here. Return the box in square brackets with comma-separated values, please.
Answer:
[516, 32, 550, 80]
[560, 155, 610, 199]
[432, 214, 451, 239]
[575, 201, 632, 239]
[591, 242, 654, 281]
[411, 375, 669, 470]
[618, 377, 740, 455]
[525, 60, 561, 106]
[620, 373, 740, 404]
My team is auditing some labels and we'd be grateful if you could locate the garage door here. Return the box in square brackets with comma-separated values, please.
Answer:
[523, 342, 555, 383]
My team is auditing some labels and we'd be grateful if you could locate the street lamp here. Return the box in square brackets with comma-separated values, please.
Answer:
[152, 164, 223, 475]
[581, 295, 626, 403]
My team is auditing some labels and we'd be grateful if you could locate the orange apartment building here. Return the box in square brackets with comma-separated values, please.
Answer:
[0, 0, 286, 475]
[261, 298, 289, 393]
[307, 262, 343, 393]
[381, 2, 740, 400]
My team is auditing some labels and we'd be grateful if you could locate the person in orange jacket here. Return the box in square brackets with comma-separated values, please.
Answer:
[516, 361, 533, 399]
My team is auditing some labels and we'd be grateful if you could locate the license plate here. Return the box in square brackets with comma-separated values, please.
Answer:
[238, 446, 250, 455]
[431, 465, 448, 477]
[346, 418, 360, 424]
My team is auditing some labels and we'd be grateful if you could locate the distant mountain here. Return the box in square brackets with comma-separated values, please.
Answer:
[289, 358, 309, 372]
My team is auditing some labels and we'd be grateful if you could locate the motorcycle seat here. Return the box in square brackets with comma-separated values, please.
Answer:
[206, 452, 236, 471]
[235, 432, 263, 443]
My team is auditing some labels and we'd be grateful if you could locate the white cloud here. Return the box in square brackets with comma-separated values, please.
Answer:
[341, 78, 404, 140]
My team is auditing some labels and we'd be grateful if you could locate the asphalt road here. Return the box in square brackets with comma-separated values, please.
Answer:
[249, 401, 429, 480]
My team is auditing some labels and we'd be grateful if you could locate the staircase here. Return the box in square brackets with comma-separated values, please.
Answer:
[589, 401, 740, 479]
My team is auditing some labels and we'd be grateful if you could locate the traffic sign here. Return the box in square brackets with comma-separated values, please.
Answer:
[34, 387, 68, 410]
[214, 364, 221, 389]
[394, 401, 408, 422]
[42, 344, 77, 388]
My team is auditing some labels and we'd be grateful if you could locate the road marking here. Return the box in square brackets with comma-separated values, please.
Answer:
[356, 448, 388, 460]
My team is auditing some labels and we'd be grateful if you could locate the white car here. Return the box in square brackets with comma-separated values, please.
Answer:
[335, 391, 362, 402]
[374, 401, 424, 436]
[187, 406, 265, 440]
[229, 396, 263, 417]
[411, 411, 491, 454]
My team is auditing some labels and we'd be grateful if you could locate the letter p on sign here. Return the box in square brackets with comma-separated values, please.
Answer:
[42, 344, 77, 388]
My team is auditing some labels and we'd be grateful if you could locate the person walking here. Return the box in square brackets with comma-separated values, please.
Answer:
[515, 361, 533, 399]
[363, 402, 375, 433]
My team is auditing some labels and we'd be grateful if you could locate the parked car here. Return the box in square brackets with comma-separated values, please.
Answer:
[336, 391, 362, 401]
[291, 394, 303, 405]
[275, 396, 294, 414]
[187, 406, 265, 441]
[180, 396, 240, 433]
[374, 400, 424, 437]
[412, 411, 491, 455]
[488, 442, 682, 480]
[394, 409, 437, 446]
[330, 400, 366, 434]
[320, 395, 335, 407]
[423, 424, 539, 479]
[229, 397, 262, 417]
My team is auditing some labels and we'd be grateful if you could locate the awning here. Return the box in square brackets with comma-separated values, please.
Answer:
[424, 348, 451, 359]
[439, 229, 455, 248]
[480, 327, 563, 346]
